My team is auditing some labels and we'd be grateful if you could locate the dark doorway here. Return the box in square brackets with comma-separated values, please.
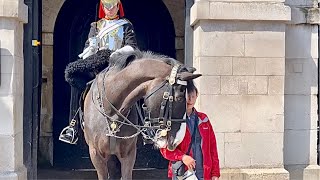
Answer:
[53, 0, 176, 169]
[121, 0, 176, 58]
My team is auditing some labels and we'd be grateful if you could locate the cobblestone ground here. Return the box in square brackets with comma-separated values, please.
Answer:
[38, 168, 169, 180]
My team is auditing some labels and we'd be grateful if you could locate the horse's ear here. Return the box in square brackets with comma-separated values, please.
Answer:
[179, 72, 202, 81]
[186, 67, 197, 73]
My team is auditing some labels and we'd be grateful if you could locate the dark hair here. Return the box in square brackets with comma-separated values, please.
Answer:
[187, 80, 198, 95]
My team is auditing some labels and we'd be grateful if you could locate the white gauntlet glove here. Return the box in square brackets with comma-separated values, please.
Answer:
[110, 45, 135, 59]
[78, 37, 100, 59]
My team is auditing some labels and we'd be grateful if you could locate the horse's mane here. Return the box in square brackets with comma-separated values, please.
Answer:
[108, 50, 181, 71]
[108, 50, 196, 90]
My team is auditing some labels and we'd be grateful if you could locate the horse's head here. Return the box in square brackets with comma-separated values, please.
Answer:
[142, 64, 201, 151]
[106, 51, 201, 150]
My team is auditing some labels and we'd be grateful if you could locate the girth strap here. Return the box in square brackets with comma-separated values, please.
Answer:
[109, 136, 117, 154]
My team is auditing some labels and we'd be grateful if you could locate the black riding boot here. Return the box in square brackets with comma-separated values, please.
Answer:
[59, 87, 81, 144]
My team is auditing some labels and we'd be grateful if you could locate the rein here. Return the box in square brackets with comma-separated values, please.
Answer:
[92, 64, 187, 141]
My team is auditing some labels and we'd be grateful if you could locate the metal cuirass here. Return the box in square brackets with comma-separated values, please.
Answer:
[97, 19, 124, 51]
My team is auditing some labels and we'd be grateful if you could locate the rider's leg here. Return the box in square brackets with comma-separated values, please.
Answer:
[59, 87, 81, 144]
[60, 51, 110, 144]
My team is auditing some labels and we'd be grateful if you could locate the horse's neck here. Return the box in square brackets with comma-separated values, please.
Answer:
[111, 60, 169, 94]
[106, 61, 169, 113]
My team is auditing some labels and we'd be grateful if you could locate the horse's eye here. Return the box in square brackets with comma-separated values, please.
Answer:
[176, 97, 184, 102]
[180, 88, 185, 93]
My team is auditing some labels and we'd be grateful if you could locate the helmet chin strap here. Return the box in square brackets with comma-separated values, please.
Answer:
[104, 14, 119, 20]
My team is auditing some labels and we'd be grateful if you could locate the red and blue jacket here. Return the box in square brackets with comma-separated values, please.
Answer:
[160, 110, 220, 179]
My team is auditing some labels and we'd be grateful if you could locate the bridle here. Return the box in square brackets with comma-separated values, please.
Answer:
[91, 63, 188, 141]
[141, 64, 187, 135]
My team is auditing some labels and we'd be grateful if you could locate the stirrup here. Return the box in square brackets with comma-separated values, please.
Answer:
[59, 126, 78, 145]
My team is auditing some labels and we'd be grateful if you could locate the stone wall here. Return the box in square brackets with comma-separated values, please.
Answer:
[0, 0, 28, 179]
[191, 0, 291, 179]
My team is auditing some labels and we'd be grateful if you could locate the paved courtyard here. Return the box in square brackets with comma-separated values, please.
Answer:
[38, 168, 169, 180]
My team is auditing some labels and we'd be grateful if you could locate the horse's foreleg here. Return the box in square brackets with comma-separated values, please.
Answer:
[107, 155, 121, 180]
[118, 143, 137, 180]
[89, 145, 109, 180]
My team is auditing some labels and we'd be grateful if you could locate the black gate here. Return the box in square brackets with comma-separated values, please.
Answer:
[23, 0, 42, 179]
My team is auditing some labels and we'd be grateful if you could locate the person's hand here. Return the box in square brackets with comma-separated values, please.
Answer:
[110, 45, 134, 59]
[182, 155, 196, 170]
[211, 176, 219, 180]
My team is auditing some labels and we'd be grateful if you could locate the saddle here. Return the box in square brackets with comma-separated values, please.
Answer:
[79, 80, 94, 130]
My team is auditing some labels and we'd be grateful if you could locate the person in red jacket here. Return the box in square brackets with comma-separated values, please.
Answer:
[160, 86, 220, 180]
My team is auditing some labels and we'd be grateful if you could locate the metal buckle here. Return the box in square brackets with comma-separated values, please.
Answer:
[169, 96, 174, 102]
[69, 119, 76, 127]
[167, 120, 172, 127]
[144, 121, 151, 127]
[142, 103, 148, 110]
[163, 92, 169, 100]
[158, 117, 164, 124]
[159, 124, 167, 130]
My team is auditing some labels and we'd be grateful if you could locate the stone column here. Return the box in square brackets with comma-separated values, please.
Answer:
[38, 0, 64, 166]
[0, 0, 28, 179]
[284, 2, 320, 180]
[191, 0, 290, 179]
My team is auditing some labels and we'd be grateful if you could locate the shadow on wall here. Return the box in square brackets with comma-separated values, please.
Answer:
[0, 48, 17, 168]
[284, 24, 318, 179]
[0, 47, 13, 125]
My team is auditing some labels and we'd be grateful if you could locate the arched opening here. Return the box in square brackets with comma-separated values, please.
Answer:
[122, 0, 176, 58]
[53, 0, 176, 169]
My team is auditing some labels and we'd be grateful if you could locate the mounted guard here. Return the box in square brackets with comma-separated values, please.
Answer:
[59, 0, 138, 144]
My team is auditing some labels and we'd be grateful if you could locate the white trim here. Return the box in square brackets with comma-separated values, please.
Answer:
[177, 79, 187, 86]
[97, 19, 128, 39]
[198, 117, 208, 125]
